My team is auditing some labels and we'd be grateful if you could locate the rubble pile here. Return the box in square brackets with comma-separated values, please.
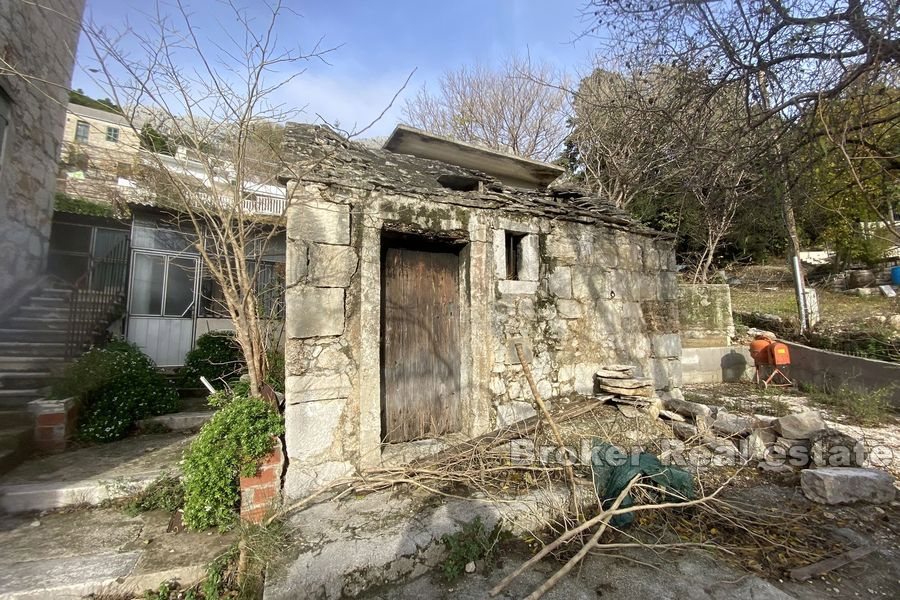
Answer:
[593, 365, 661, 418]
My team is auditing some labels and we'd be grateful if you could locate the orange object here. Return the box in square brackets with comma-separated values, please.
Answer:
[749, 337, 773, 365]
[769, 342, 791, 366]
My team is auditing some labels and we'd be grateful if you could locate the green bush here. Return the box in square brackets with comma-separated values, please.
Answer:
[180, 331, 245, 388]
[182, 392, 284, 531]
[440, 517, 502, 582]
[53, 339, 178, 443]
[123, 474, 184, 516]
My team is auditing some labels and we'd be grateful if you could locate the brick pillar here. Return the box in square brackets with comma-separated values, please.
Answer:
[28, 397, 79, 453]
[240, 438, 284, 524]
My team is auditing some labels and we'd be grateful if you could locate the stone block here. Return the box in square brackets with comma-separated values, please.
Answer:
[286, 287, 345, 338]
[712, 411, 754, 436]
[808, 429, 867, 468]
[283, 460, 355, 500]
[547, 266, 572, 298]
[663, 397, 712, 420]
[800, 467, 896, 505]
[496, 401, 537, 428]
[556, 299, 582, 319]
[571, 269, 608, 300]
[498, 280, 538, 295]
[288, 200, 350, 245]
[650, 333, 681, 359]
[505, 339, 533, 364]
[285, 241, 307, 287]
[286, 373, 352, 403]
[308, 243, 358, 287]
[285, 397, 347, 462]
[774, 411, 826, 440]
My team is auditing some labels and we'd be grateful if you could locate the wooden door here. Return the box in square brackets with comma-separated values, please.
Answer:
[382, 245, 461, 442]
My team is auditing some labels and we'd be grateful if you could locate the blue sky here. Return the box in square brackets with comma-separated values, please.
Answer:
[73, 0, 599, 136]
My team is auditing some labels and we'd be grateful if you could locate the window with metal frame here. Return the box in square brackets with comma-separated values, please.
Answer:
[75, 120, 90, 142]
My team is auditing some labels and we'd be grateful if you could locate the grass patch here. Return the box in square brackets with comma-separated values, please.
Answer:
[730, 288, 895, 324]
[804, 384, 896, 426]
[440, 517, 504, 582]
[123, 474, 184, 516]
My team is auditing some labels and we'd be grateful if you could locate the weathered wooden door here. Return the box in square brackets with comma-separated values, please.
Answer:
[382, 244, 461, 442]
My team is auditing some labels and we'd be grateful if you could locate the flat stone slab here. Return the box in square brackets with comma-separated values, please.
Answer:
[0, 432, 193, 513]
[800, 467, 896, 505]
[265, 485, 576, 600]
[0, 508, 235, 599]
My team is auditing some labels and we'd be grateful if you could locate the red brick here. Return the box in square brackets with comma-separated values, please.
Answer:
[241, 507, 267, 524]
[36, 413, 66, 426]
[249, 486, 278, 504]
[35, 426, 63, 441]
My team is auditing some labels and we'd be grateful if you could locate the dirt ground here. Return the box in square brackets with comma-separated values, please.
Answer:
[361, 383, 900, 600]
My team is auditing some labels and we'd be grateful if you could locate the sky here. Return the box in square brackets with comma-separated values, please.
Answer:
[72, 0, 600, 136]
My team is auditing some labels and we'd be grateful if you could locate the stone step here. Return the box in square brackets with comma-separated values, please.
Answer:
[0, 427, 33, 477]
[0, 372, 57, 391]
[0, 509, 236, 600]
[25, 295, 70, 308]
[0, 328, 69, 343]
[16, 306, 72, 319]
[0, 342, 68, 357]
[0, 356, 67, 372]
[0, 432, 194, 514]
[9, 316, 70, 330]
[0, 411, 33, 429]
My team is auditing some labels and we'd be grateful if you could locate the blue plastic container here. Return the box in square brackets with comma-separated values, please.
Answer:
[892, 265, 900, 285]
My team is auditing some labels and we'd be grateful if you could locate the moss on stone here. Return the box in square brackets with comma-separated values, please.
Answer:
[54, 192, 117, 218]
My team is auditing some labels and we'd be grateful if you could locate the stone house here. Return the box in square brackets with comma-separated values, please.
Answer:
[58, 102, 143, 205]
[279, 124, 682, 498]
[0, 0, 85, 301]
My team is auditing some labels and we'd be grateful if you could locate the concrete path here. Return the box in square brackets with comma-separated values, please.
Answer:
[359, 548, 795, 600]
[0, 432, 193, 513]
[0, 507, 235, 599]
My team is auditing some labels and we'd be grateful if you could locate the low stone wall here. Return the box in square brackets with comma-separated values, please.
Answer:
[783, 342, 900, 408]
[681, 346, 754, 385]
[677, 284, 735, 347]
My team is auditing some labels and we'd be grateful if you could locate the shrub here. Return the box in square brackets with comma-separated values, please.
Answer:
[180, 331, 245, 388]
[53, 339, 179, 443]
[805, 384, 895, 426]
[123, 474, 184, 516]
[182, 392, 283, 531]
[440, 517, 502, 582]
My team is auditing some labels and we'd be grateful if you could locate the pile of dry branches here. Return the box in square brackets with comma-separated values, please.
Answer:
[275, 395, 846, 599]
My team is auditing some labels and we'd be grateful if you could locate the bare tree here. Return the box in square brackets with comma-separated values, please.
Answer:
[403, 55, 569, 162]
[80, 0, 339, 398]
[567, 66, 691, 209]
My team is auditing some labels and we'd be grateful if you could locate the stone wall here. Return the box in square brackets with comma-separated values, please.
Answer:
[283, 184, 680, 498]
[677, 284, 735, 347]
[0, 0, 84, 299]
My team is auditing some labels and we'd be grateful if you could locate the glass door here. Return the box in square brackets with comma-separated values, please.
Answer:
[127, 250, 199, 366]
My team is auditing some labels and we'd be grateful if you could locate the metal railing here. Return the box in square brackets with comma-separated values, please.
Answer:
[65, 237, 131, 358]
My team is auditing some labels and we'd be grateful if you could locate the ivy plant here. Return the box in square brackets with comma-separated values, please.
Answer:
[182, 392, 284, 531]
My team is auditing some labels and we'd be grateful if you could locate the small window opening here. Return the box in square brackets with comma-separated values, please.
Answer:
[106, 126, 119, 142]
[505, 231, 526, 280]
[437, 174, 481, 192]
[75, 120, 90, 143]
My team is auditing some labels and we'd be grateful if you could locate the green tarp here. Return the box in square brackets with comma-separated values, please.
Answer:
[591, 441, 694, 527]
